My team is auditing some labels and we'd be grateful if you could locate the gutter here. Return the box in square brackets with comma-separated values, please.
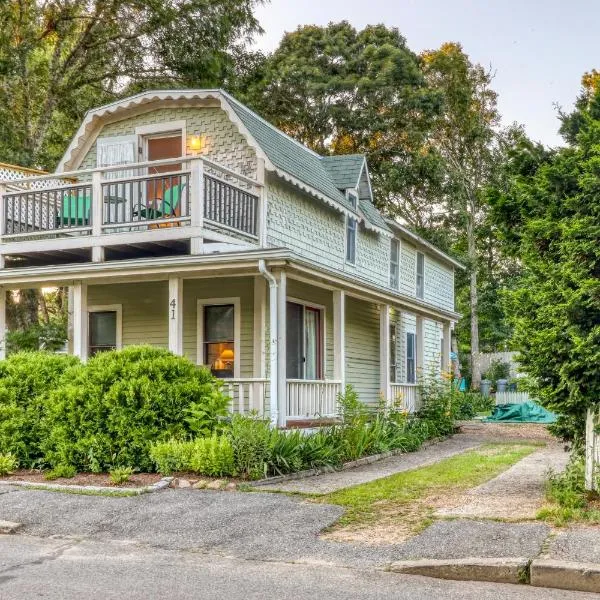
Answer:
[258, 259, 279, 427]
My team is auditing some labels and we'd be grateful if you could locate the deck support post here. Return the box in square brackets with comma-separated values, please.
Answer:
[276, 270, 287, 427]
[168, 277, 183, 355]
[380, 304, 391, 404]
[190, 159, 204, 255]
[0, 183, 6, 269]
[0, 287, 6, 360]
[72, 282, 88, 361]
[333, 289, 346, 389]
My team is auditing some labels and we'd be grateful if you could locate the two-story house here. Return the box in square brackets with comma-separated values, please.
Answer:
[0, 90, 463, 427]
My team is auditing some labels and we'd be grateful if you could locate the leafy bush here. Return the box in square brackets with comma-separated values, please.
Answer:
[546, 455, 588, 509]
[482, 359, 511, 383]
[0, 452, 18, 475]
[41, 346, 229, 472]
[110, 466, 134, 485]
[417, 375, 457, 436]
[268, 428, 304, 475]
[0, 352, 80, 467]
[149, 440, 195, 475]
[229, 414, 271, 479]
[189, 435, 235, 476]
[45, 464, 76, 480]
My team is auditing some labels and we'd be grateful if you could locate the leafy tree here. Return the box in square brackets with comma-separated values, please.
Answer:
[420, 42, 503, 389]
[0, 0, 263, 170]
[243, 22, 444, 228]
[488, 78, 600, 444]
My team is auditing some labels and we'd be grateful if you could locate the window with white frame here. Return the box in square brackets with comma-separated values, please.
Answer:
[390, 238, 400, 289]
[88, 305, 122, 357]
[406, 331, 417, 383]
[346, 216, 357, 264]
[198, 298, 240, 379]
[416, 252, 425, 299]
[346, 189, 358, 209]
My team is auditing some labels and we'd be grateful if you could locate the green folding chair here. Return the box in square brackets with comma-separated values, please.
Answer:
[56, 193, 91, 228]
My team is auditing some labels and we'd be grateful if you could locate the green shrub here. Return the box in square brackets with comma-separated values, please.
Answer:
[267, 429, 304, 475]
[149, 439, 195, 475]
[482, 359, 511, 384]
[298, 428, 344, 469]
[417, 375, 455, 437]
[45, 464, 76, 480]
[0, 452, 18, 475]
[109, 466, 134, 485]
[189, 435, 235, 476]
[546, 455, 587, 509]
[41, 346, 229, 472]
[229, 414, 271, 479]
[0, 352, 80, 467]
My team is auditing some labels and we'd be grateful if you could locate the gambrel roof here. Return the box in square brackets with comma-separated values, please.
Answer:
[57, 89, 391, 235]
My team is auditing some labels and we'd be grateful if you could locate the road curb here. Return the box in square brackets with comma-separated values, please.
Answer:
[0, 477, 173, 496]
[531, 558, 600, 593]
[389, 557, 530, 585]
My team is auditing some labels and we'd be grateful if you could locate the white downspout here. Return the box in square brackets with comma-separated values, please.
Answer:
[258, 259, 279, 427]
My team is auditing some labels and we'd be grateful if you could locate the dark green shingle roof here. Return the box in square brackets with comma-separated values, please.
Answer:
[224, 91, 389, 232]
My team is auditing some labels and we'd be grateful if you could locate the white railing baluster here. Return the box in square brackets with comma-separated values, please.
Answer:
[285, 380, 341, 419]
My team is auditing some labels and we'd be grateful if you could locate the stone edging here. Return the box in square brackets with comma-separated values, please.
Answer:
[0, 477, 173, 496]
[251, 437, 443, 488]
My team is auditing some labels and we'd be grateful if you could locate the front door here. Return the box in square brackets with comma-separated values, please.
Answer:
[145, 135, 183, 221]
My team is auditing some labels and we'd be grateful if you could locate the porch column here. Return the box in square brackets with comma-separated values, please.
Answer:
[168, 277, 183, 355]
[190, 158, 204, 255]
[0, 183, 6, 269]
[72, 282, 88, 361]
[416, 315, 424, 381]
[442, 321, 452, 374]
[276, 270, 287, 427]
[0, 287, 6, 360]
[333, 289, 346, 388]
[380, 304, 391, 403]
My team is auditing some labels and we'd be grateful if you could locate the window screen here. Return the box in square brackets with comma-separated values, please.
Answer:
[89, 311, 117, 356]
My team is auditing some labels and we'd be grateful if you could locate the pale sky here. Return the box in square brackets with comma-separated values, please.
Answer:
[254, 0, 596, 147]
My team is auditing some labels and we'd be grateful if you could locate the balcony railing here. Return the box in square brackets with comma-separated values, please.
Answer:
[0, 157, 260, 245]
[286, 379, 341, 419]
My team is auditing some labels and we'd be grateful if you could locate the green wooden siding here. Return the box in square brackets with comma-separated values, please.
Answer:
[345, 296, 381, 406]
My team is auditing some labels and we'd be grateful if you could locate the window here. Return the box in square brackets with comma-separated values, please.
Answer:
[346, 189, 358, 209]
[203, 304, 235, 378]
[286, 301, 323, 380]
[416, 252, 425, 299]
[346, 216, 357, 264]
[390, 322, 397, 383]
[88, 306, 121, 356]
[406, 332, 416, 383]
[390, 239, 400, 289]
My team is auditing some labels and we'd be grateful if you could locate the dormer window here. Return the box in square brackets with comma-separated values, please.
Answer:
[346, 189, 358, 209]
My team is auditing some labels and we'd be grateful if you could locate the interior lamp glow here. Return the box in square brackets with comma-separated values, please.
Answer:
[220, 348, 234, 360]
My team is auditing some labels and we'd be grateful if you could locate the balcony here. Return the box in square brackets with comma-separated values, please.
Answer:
[0, 157, 261, 266]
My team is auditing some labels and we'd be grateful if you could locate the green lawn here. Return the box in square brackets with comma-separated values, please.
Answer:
[314, 443, 541, 540]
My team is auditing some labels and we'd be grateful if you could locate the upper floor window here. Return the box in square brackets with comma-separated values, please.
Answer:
[346, 216, 357, 264]
[390, 239, 400, 289]
[346, 189, 358, 209]
[416, 252, 425, 299]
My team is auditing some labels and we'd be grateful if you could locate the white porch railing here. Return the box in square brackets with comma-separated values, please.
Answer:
[223, 378, 268, 416]
[0, 156, 260, 243]
[495, 391, 530, 405]
[390, 383, 420, 413]
[286, 379, 341, 419]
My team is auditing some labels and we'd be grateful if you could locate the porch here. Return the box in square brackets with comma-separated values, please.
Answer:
[0, 259, 444, 426]
[0, 156, 262, 268]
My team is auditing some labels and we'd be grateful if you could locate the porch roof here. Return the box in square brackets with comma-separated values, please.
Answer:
[0, 248, 460, 322]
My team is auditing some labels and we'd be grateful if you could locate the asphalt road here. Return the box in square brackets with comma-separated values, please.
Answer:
[1, 534, 598, 600]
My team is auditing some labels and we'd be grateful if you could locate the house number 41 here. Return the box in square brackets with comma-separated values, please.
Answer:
[170, 298, 177, 319]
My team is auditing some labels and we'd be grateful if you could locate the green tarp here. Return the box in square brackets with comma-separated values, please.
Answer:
[485, 400, 557, 424]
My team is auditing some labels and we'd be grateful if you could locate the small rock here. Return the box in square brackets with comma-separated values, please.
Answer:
[193, 479, 209, 489]
[178, 479, 191, 488]
[206, 479, 225, 490]
[169, 478, 179, 488]
[225, 482, 237, 491]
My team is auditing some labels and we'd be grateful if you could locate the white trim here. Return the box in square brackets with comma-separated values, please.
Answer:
[333, 289, 345, 388]
[390, 237, 400, 290]
[415, 250, 425, 300]
[286, 295, 327, 381]
[72, 282, 89, 361]
[345, 215, 357, 265]
[87, 303, 123, 351]
[253, 276, 266, 378]
[0, 287, 5, 359]
[196, 297, 241, 378]
[168, 277, 183, 355]
[380, 304, 391, 402]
